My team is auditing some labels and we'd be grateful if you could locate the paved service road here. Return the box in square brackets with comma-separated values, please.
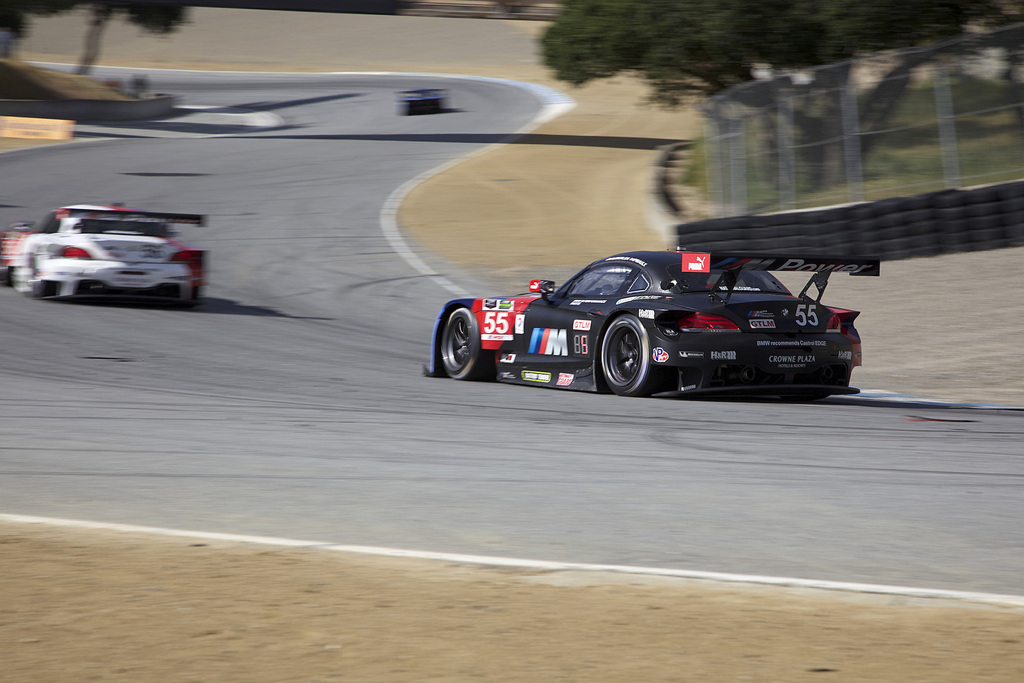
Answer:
[1, 69, 1022, 597]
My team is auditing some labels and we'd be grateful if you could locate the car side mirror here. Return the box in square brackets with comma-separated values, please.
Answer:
[529, 279, 555, 300]
[9, 221, 33, 232]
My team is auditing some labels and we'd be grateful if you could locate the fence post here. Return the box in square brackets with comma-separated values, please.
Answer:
[728, 109, 747, 215]
[778, 84, 797, 211]
[703, 105, 726, 218]
[840, 64, 865, 202]
[934, 61, 962, 189]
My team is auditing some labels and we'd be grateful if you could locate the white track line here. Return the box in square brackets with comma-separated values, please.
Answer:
[3, 513, 1022, 608]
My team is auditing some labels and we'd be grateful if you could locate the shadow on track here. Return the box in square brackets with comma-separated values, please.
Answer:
[254, 132, 681, 150]
[44, 297, 332, 320]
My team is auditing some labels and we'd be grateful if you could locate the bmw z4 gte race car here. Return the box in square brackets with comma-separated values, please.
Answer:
[428, 250, 879, 399]
[1, 205, 206, 304]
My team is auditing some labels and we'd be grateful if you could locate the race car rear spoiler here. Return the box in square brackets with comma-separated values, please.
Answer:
[60, 208, 205, 226]
[678, 251, 880, 305]
[706, 254, 880, 277]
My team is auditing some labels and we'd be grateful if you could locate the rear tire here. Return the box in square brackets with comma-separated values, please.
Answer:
[600, 315, 671, 397]
[12, 257, 55, 298]
[9, 265, 28, 293]
[441, 307, 495, 381]
[30, 279, 58, 298]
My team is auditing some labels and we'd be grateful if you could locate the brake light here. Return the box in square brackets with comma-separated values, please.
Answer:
[61, 246, 92, 259]
[170, 250, 202, 265]
[676, 311, 740, 331]
[826, 307, 859, 333]
[171, 249, 204, 286]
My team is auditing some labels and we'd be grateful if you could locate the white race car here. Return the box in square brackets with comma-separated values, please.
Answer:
[1, 204, 206, 304]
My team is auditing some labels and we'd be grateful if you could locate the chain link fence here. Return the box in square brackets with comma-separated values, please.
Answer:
[702, 24, 1024, 217]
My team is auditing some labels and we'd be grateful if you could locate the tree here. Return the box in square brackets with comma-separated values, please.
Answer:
[542, 0, 1024, 106]
[0, 1, 187, 74]
[76, 3, 186, 74]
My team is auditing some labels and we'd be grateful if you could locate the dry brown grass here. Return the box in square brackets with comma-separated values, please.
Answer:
[0, 58, 129, 100]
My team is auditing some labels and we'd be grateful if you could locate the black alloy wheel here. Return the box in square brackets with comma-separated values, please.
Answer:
[441, 307, 494, 381]
[600, 315, 671, 397]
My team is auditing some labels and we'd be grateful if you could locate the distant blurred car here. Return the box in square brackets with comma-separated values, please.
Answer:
[1, 204, 206, 305]
[397, 88, 447, 115]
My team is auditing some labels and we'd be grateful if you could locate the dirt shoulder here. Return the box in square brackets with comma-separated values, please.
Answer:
[3, 9, 1023, 683]
[4, 522, 1024, 683]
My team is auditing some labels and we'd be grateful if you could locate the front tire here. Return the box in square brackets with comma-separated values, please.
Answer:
[440, 307, 495, 381]
[600, 315, 671, 397]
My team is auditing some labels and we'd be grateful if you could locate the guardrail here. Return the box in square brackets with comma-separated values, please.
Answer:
[0, 94, 178, 122]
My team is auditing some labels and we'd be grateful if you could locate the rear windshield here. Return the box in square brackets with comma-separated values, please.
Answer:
[660, 267, 791, 295]
[77, 219, 169, 238]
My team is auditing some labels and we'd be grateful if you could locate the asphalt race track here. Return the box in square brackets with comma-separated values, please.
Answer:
[1, 69, 1022, 597]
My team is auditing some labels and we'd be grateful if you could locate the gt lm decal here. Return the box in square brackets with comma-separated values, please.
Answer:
[529, 328, 568, 356]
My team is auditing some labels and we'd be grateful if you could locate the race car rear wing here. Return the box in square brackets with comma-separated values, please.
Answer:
[58, 207, 205, 226]
[705, 254, 880, 276]
[678, 251, 880, 305]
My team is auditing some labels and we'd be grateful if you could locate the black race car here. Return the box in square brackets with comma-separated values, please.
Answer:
[396, 88, 447, 115]
[428, 250, 879, 398]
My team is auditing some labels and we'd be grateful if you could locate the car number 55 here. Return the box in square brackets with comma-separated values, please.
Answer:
[795, 304, 818, 326]
[481, 311, 514, 340]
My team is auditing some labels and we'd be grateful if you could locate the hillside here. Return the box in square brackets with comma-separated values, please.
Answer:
[0, 58, 129, 100]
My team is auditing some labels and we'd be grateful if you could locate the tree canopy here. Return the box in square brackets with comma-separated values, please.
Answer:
[541, 0, 1024, 105]
[0, 1, 75, 35]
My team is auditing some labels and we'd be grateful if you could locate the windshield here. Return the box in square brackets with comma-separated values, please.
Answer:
[77, 219, 169, 238]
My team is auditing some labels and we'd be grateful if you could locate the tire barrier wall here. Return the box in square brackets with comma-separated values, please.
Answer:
[0, 95, 178, 122]
[674, 181, 1024, 260]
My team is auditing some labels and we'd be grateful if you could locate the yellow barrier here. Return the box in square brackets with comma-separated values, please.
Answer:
[0, 115, 74, 140]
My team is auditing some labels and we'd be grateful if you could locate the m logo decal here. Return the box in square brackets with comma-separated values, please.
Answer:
[529, 328, 569, 356]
